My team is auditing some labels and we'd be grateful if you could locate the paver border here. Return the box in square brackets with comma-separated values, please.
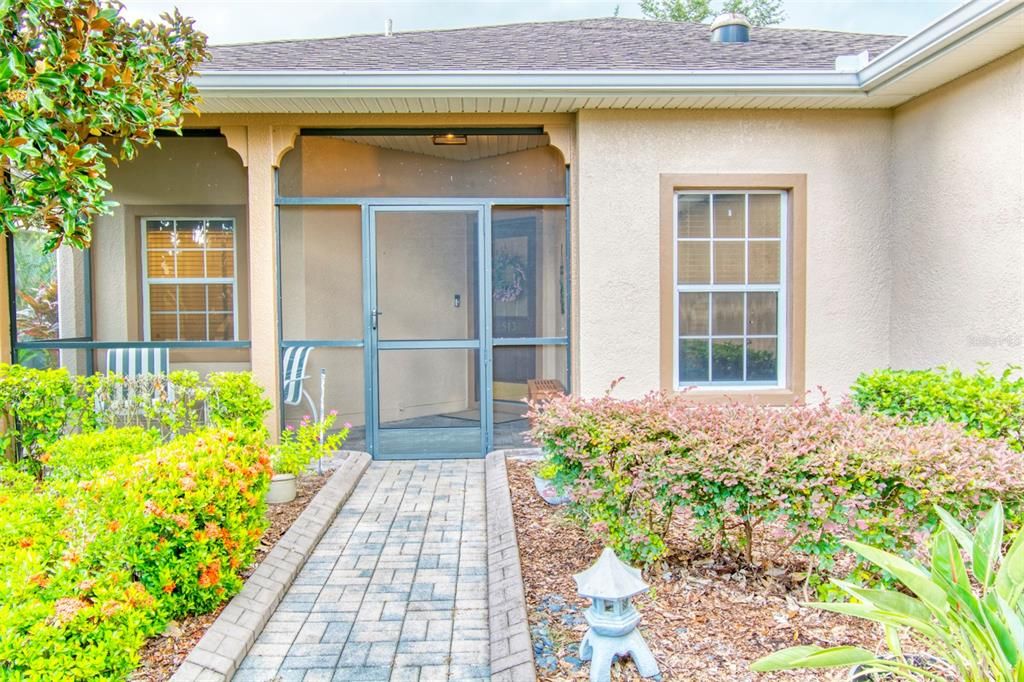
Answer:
[486, 449, 539, 682]
[171, 450, 372, 682]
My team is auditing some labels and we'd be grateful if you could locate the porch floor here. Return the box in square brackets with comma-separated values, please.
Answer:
[233, 460, 489, 681]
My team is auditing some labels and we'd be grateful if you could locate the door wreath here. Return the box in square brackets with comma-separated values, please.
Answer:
[493, 252, 527, 303]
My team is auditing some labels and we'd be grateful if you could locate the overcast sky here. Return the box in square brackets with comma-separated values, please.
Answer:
[121, 1, 962, 45]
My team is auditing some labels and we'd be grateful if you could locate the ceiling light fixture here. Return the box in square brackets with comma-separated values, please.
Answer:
[432, 133, 468, 146]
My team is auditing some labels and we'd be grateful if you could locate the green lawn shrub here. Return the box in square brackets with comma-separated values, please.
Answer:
[530, 392, 1024, 587]
[852, 364, 1024, 451]
[0, 365, 271, 470]
[43, 427, 161, 481]
[0, 428, 271, 680]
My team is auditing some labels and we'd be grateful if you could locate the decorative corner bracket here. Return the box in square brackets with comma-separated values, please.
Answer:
[220, 125, 299, 169]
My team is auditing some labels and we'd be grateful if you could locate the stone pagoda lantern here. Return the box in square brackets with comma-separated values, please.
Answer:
[573, 547, 660, 682]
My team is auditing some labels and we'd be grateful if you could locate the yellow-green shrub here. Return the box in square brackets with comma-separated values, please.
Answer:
[0, 428, 271, 680]
[43, 427, 161, 481]
[852, 365, 1024, 451]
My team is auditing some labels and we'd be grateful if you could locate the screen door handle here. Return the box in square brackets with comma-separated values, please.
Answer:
[371, 308, 383, 330]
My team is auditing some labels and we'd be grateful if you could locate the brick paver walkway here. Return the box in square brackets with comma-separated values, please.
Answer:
[233, 460, 489, 681]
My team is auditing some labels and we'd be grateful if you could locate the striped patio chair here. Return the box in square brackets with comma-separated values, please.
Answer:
[282, 346, 320, 422]
[106, 347, 170, 377]
[101, 347, 173, 408]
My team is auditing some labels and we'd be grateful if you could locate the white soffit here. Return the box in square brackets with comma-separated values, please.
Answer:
[194, 0, 1024, 113]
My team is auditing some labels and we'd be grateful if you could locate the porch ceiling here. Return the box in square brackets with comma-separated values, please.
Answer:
[331, 134, 549, 160]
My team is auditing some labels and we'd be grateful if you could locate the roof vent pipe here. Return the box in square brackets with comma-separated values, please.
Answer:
[710, 13, 750, 43]
[384, 18, 393, 37]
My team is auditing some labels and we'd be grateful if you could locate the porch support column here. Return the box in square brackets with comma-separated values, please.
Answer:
[228, 124, 298, 437]
[0, 237, 11, 363]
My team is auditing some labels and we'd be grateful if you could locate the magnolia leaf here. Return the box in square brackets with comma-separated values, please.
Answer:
[750, 645, 877, 672]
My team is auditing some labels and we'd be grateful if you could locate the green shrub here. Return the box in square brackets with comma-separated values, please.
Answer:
[207, 371, 273, 436]
[852, 365, 1024, 451]
[273, 412, 349, 476]
[0, 364, 85, 469]
[121, 428, 272, 617]
[0, 427, 271, 679]
[0, 365, 272, 470]
[0, 467, 159, 680]
[530, 392, 1024, 584]
[43, 428, 161, 481]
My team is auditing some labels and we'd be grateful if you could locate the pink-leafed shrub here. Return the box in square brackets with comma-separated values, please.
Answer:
[529, 392, 1024, 584]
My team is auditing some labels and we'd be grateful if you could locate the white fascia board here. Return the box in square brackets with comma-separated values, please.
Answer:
[857, 0, 1024, 92]
[193, 69, 863, 98]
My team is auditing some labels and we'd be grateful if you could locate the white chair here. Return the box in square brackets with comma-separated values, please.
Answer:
[282, 346, 320, 423]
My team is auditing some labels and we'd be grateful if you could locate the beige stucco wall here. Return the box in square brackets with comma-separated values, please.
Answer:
[576, 108, 894, 398]
[890, 48, 1024, 370]
[94, 136, 250, 373]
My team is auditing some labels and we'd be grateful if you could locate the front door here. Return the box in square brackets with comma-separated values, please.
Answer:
[367, 206, 489, 459]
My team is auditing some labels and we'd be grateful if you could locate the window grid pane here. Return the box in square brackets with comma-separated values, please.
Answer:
[676, 191, 785, 387]
[143, 218, 237, 342]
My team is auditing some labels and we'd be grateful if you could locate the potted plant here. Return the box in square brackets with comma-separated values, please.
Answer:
[268, 411, 348, 504]
[751, 502, 1024, 681]
[534, 461, 570, 505]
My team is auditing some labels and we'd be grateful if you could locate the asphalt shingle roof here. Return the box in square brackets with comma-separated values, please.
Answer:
[205, 17, 904, 73]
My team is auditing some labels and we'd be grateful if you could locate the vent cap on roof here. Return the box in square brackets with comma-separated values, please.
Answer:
[710, 13, 751, 43]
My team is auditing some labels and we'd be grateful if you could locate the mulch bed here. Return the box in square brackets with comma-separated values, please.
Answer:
[507, 458, 882, 682]
[129, 472, 330, 681]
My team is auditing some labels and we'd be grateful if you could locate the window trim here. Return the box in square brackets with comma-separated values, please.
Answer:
[659, 174, 806, 404]
[141, 217, 240, 342]
[675, 190, 787, 389]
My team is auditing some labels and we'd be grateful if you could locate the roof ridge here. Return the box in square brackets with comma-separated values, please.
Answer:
[209, 16, 902, 50]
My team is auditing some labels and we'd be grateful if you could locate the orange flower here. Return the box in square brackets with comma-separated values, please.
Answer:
[172, 513, 190, 528]
[28, 573, 49, 588]
[107, 520, 121, 533]
[49, 598, 87, 626]
[61, 549, 80, 565]
[39, 453, 50, 463]
[18, 537, 33, 548]
[76, 579, 96, 593]
[0, 495, 8, 505]
[197, 560, 221, 588]
[205, 504, 217, 515]
[180, 477, 196, 491]
[162, 581, 176, 594]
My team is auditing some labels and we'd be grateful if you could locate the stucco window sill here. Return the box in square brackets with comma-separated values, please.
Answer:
[672, 388, 804, 406]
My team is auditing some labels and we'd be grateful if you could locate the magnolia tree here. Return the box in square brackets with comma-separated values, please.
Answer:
[0, 0, 208, 251]
[640, 0, 786, 26]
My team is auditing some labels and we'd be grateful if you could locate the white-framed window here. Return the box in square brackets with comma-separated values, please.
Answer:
[141, 218, 239, 342]
[674, 191, 787, 388]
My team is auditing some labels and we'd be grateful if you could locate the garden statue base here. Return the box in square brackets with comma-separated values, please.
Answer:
[580, 628, 660, 682]
[267, 473, 297, 504]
